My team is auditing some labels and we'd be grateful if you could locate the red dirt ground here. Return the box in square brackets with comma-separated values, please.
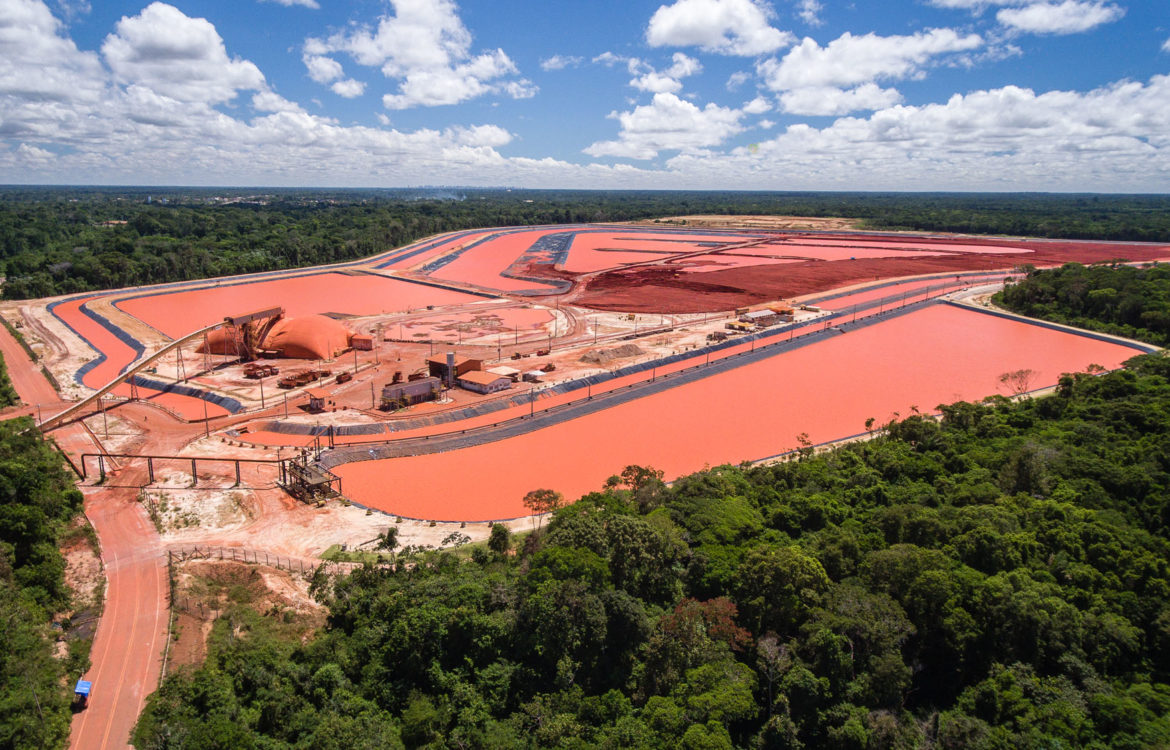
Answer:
[334, 303, 1142, 521]
[575, 238, 1170, 313]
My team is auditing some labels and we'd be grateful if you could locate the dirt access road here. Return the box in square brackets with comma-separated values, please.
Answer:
[0, 324, 169, 750]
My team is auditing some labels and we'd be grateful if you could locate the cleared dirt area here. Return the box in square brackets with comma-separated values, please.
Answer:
[61, 518, 105, 639]
[168, 559, 326, 669]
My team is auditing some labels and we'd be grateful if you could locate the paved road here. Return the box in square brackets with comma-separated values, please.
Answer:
[0, 323, 169, 749]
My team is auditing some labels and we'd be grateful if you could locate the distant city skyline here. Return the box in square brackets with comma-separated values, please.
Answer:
[1, 0, 1169, 190]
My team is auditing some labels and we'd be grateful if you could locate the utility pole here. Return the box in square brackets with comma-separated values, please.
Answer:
[260, 378, 265, 409]
[101, 396, 108, 438]
[202, 396, 209, 437]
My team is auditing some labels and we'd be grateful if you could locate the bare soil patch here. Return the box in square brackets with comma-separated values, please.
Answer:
[168, 558, 326, 669]
[141, 481, 252, 534]
[61, 517, 105, 622]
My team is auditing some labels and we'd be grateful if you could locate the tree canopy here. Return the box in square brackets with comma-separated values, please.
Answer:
[134, 352, 1170, 749]
[5, 188, 1170, 300]
[998, 262, 1170, 346]
[0, 417, 86, 749]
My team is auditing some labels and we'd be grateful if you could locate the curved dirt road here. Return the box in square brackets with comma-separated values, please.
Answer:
[0, 323, 169, 750]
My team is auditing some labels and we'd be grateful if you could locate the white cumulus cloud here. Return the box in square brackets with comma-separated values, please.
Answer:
[646, 0, 795, 56]
[796, 0, 824, 26]
[540, 54, 583, 71]
[924, 0, 1017, 8]
[304, 54, 342, 83]
[665, 74, 1170, 191]
[743, 96, 772, 114]
[779, 83, 903, 115]
[997, 1, 1124, 35]
[630, 52, 703, 93]
[759, 29, 983, 90]
[307, 0, 534, 110]
[330, 79, 366, 98]
[585, 92, 747, 159]
[102, 3, 265, 104]
[260, 0, 319, 8]
[0, 0, 105, 110]
[302, 53, 364, 98]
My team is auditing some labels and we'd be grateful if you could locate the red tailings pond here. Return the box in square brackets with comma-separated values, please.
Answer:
[335, 304, 1144, 521]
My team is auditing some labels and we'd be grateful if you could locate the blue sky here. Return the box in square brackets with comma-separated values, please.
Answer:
[1, 0, 1168, 189]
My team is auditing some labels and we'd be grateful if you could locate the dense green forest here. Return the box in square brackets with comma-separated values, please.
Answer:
[998, 263, 1170, 346]
[0, 352, 18, 407]
[133, 353, 1170, 749]
[0, 418, 87, 748]
[3, 188, 1169, 300]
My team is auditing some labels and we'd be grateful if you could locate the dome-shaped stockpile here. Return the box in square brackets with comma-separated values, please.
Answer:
[196, 314, 349, 360]
[262, 314, 350, 360]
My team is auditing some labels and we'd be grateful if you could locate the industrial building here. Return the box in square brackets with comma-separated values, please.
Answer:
[381, 376, 442, 410]
[458, 370, 512, 394]
[487, 365, 521, 383]
[427, 354, 482, 384]
[349, 334, 373, 350]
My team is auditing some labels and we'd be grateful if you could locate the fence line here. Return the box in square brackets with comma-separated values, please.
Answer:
[168, 544, 367, 576]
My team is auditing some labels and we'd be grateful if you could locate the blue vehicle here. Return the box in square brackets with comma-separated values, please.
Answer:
[74, 679, 91, 708]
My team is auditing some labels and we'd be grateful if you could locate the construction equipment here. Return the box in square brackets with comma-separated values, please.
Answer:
[244, 363, 278, 379]
[223, 307, 284, 362]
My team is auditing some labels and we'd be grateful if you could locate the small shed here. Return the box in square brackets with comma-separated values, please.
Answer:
[487, 365, 522, 383]
[459, 370, 512, 394]
[305, 388, 328, 412]
[349, 334, 374, 351]
[381, 376, 441, 410]
[522, 370, 544, 383]
[740, 309, 780, 327]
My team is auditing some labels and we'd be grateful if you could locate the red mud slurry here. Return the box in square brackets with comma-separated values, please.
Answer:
[335, 304, 1141, 521]
[55, 297, 139, 387]
[118, 273, 482, 339]
[431, 230, 562, 292]
[817, 275, 1006, 311]
[384, 231, 496, 271]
